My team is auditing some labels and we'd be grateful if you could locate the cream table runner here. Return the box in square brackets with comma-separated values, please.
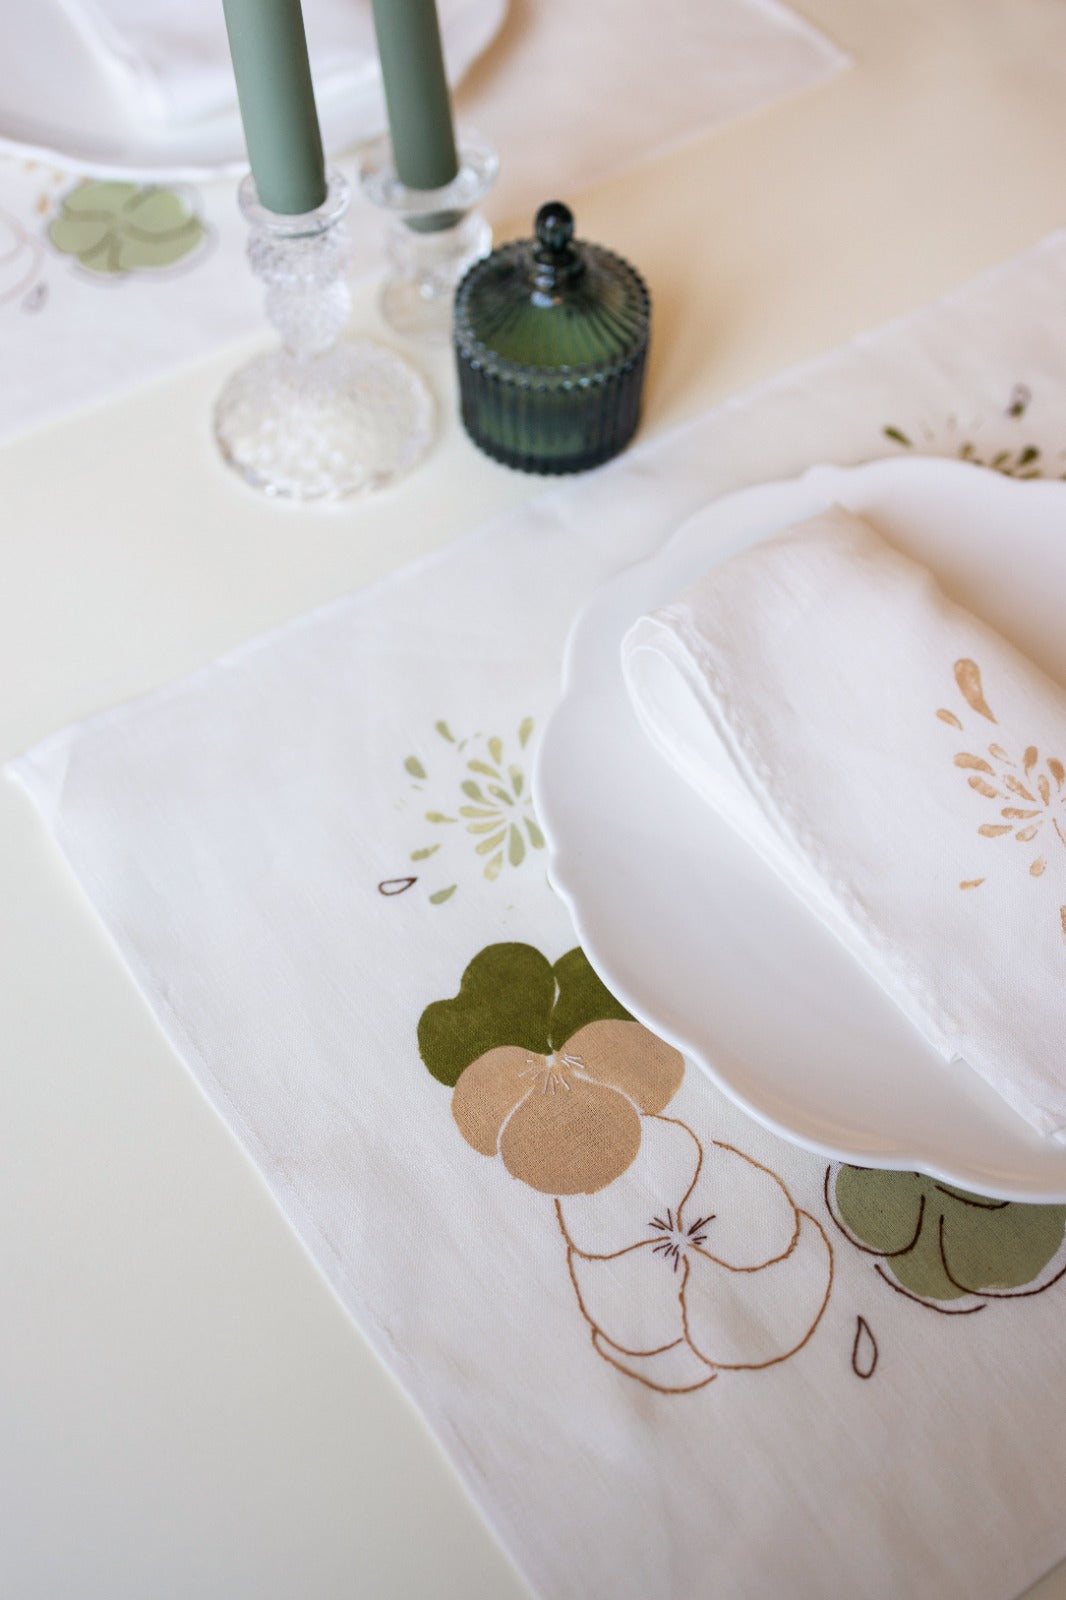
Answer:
[0, 0, 845, 442]
[12, 235, 1066, 1598]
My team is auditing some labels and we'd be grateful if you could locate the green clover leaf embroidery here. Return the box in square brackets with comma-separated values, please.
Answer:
[826, 1164, 1066, 1311]
[48, 181, 206, 275]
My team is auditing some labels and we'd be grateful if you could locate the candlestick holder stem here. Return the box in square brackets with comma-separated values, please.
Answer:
[359, 130, 498, 343]
[214, 170, 433, 501]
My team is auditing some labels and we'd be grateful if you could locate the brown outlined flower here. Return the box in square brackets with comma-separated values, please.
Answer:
[556, 1116, 833, 1392]
[451, 1018, 684, 1195]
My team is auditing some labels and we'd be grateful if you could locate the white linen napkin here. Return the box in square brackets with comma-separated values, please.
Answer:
[622, 505, 1066, 1137]
[15, 0, 379, 129]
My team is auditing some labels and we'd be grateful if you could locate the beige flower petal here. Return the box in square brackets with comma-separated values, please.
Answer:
[569, 1239, 686, 1355]
[955, 659, 997, 723]
[559, 1116, 701, 1258]
[563, 1019, 684, 1113]
[680, 1140, 800, 1269]
[591, 1329, 716, 1394]
[451, 1046, 538, 1156]
[499, 1074, 641, 1194]
[683, 1210, 833, 1370]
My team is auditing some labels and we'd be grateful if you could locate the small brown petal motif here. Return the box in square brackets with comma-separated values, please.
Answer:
[968, 775, 999, 799]
[955, 753, 994, 774]
[955, 659, 997, 723]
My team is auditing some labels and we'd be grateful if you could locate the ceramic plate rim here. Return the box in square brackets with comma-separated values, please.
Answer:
[533, 456, 1066, 1202]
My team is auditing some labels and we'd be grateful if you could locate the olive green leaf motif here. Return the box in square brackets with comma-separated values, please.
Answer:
[404, 717, 545, 904]
[882, 383, 1066, 479]
[418, 942, 634, 1088]
[48, 180, 206, 275]
[825, 1164, 1066, 1312]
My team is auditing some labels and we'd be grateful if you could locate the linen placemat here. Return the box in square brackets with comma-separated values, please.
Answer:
[0, 0, 846, 441]
[12, 232, 1066, 1598]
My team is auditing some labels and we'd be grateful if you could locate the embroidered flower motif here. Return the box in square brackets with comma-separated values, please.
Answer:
[884, 384, 1066, 479]
[419, 941, 683, 1193]
[557, 1117, 833, 1391]
[404, 717, 544, 903]
[419, 941, 835, 1392]
[47, 180, 206, 275]
[825, 1164, 1066, 1312]
[452, 1018, 684, 1194]
[938, 657, 1066, 934]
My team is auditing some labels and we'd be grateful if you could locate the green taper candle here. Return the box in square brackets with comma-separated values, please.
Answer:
[222, 0, 327, 215]
[370, 0, 460, 190]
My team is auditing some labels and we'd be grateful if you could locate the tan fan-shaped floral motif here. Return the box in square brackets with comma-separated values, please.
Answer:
[939, 658, 1066, 935]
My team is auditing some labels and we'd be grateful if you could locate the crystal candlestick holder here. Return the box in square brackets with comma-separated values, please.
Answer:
[359, 130, 498, 343]
[214, 171, 434, 501]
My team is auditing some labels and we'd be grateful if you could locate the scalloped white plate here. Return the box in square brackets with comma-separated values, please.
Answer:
[533, 456, 1066, 1200]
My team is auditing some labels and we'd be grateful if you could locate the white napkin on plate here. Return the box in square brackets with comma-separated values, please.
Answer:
[621, 504, 1066, 1137]
[10, 0, 379, 129]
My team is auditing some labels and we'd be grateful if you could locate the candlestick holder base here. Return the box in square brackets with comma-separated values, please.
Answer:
[359, 130, 498, 343]
[214, 171, 433, 501]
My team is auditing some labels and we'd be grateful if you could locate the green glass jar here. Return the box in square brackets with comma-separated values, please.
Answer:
[453, 201, 651, 474]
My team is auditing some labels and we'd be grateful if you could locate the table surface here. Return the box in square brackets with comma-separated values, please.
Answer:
[5, 1, 1066, 1595]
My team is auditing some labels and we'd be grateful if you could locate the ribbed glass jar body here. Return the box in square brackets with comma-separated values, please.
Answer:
[453, 204, 651, 475]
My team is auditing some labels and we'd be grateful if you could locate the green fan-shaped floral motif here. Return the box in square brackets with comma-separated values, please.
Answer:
[826, 1164, 1066, 1311]
[48, 181, 206, 275]
[404, 716, 544, 903]
[882, 383, 1066, 480]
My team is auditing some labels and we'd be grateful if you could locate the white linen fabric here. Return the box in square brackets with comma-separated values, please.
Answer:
[12, 236, 1066, 1600]
[53, 0, 381, 127]
[0, 0, 447, 135]
[0, 0, 846, 441]
[622, 506, 1066, 1136]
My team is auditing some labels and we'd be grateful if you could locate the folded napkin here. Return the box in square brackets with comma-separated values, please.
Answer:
[622, 505, 1066, 1137]
[17, 0, 379, 129]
